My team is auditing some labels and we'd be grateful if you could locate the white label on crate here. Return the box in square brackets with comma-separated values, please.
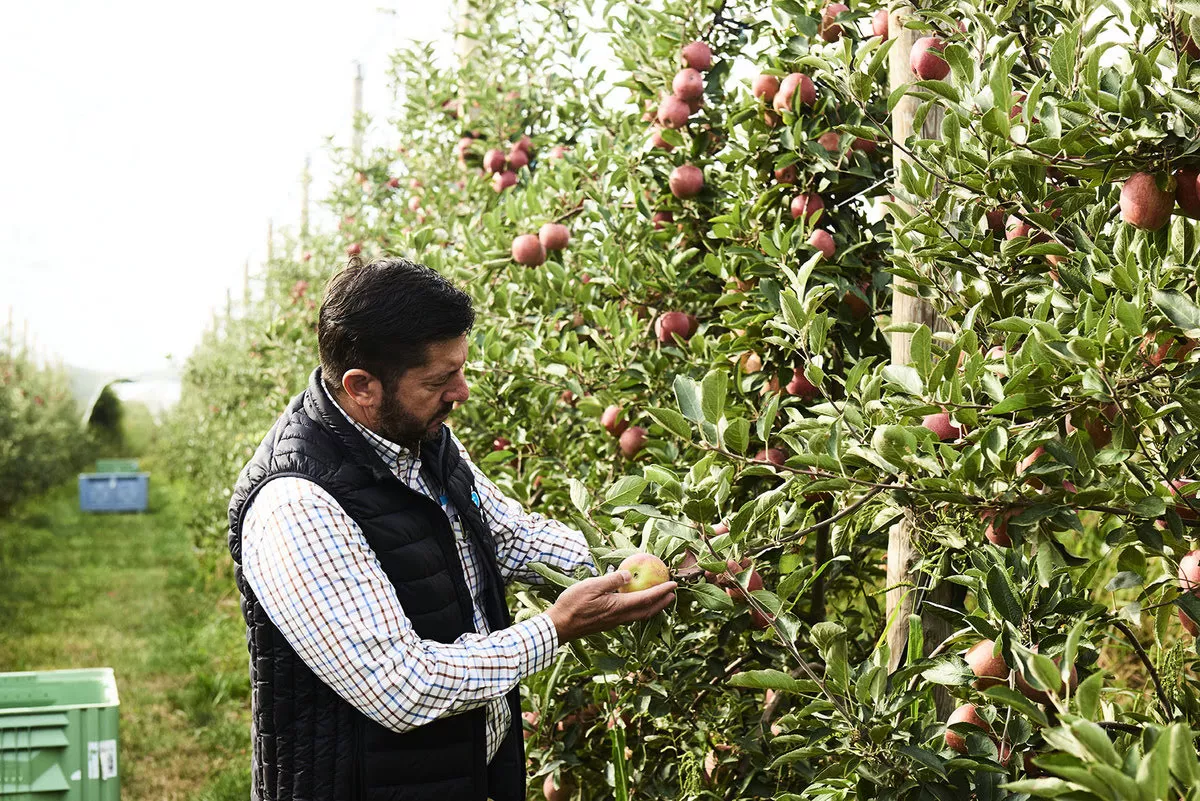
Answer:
[88, 742, 100, 779]
[100, 739, 117, 780]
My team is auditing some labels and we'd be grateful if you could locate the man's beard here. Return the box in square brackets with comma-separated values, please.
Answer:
[376, 390, 451, 452]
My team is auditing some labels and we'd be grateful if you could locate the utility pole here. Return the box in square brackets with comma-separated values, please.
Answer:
[886, 3, 954, 719]
[352, 63, 364, 158]
[300, 155, 312, 239]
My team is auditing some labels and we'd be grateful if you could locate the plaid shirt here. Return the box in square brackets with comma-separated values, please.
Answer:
[242, 386, 594, 762]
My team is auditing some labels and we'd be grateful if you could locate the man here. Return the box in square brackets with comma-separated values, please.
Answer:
[227, 256, 677, 801]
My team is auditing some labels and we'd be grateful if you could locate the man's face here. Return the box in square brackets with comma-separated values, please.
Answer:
[375, 335, 470, 450]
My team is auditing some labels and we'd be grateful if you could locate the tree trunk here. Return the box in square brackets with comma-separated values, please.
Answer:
[886, 4, 955, 719]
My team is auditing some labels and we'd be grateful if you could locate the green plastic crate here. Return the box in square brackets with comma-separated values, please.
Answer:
[0, 669, 119, 801]
[92, 460, 138, 474]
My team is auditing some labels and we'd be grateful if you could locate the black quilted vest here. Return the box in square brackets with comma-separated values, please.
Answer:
[227, 367, 526, 801]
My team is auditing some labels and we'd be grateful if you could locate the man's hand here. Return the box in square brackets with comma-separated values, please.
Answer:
[546, 570, 677, 643]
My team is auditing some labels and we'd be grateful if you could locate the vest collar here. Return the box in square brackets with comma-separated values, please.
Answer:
[306, 367, 450, 486]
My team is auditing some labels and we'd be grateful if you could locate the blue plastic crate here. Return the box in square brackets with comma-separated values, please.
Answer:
[78, 474, 149, 513]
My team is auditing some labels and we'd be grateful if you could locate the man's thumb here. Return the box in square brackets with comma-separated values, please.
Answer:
[599, 570, 632, 592]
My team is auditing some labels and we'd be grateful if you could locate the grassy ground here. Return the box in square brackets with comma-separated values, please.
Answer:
[0, 475, 251, 801]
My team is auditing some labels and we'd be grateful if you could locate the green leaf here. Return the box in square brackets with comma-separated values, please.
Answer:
[1152, 288, 1200, 338]
[921, 658, 974, 686]
[986, 565, 1025, 627]
[881, 364, 924, 395]
[1073, 670, 1103, 719]
[983, 686, 1049, 727]
[687, 582, 735, 611]
[757, 392, 780, 444]
[727, 669, 817, 694]
[701, 370, 728, 424]
[1068, 721, 1121, 767]
[722, 417, 750, 454]
[605, 476, 647, 507]
[569, 478, 592, 514]
[674, 375, 704, 422]
[530, 561, 580, 589]
[1050, 26, 1080, 87]
[646, 407, 692, 440]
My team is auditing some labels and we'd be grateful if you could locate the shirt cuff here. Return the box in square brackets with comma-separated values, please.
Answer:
[512, 612, 560, 677]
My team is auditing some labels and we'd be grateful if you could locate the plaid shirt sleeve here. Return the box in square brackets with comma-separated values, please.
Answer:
[241, 476, 560, 734]
[448, 431, 597, 584]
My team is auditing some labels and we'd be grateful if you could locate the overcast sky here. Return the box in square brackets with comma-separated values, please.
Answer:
[1, 0, 455, 381]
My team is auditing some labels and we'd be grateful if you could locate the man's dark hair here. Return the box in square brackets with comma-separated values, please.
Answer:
[318, 256, 475, 394]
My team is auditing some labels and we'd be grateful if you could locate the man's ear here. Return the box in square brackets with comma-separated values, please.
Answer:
[341, 369, 382, 410]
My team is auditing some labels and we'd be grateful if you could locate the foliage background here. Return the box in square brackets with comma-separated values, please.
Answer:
[159, 0, 1200, 798]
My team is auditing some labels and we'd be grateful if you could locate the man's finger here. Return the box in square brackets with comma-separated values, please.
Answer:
[590, 570, 633, 594]
[610, 581, 678, 614]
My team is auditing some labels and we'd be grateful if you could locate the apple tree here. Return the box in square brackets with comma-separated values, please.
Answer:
[161, 0, 1200, 797]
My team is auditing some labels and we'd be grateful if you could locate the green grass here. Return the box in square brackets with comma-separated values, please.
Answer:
[0, 477, 251, 801]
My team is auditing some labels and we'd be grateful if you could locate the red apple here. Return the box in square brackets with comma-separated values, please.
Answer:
[921, 411, 961, 441]
[754, 448, 787, 466]
[1168, 481, 1198, 521]
[1140, 332, 1197, 366]
[1017, 446, 1047, 489]
[483, 148, 507, 173]
[817, 131, 841, 153]
[655, 311, 694, 343]
[852, 136, 877, 154]
[981, 507, 1015, 547]
[872, 8, 889, 39]
[1175, 169, 1200, 219]
[752, 73, 780, 101]
[669, 164, 704, 198]
[617, 552, 671, 592]
[508, 147, 529, 170]
[618, 426, 648, 458]
[740, 351, 763, 373]
[601, 404, 628, 437]
[1120, 172, 1174, 231]
[514, 134, 533, 154]
[543, 773, 570, 801]
[681, 41, 713, 71]
[539, 223, 570, 251]
[843, 286, 869, 318]
[790, 192, 825, 222]
[966, 639, 1010, 689]
[910, 36, 949, 80]
[819, 3, 849, 42]
[774, 164, 798, 184]
[522, 710, 539, 740]
[786, 368, 819, 400]
[346, 242, 362, 256]
[725, 562, 764, 603]
[652, 210, 675, 230]
[649, 126, 674, 151]
[673, 68, 705, 101]
[1179, 549, 1200, 593]
[386, 177, 401, 189]
[407, 196, 422, 212]
[492, 436, 511, 451]
[511, 234, 546, 266]
[1015, 646, 1078, 705]
[657, 95, 691, 129]
[773, 73, 816, 113]
[493, 170, 517, 192]
[945, 703, 990, 753]
[1064, 403, 1117, 449]
[1180, 609, 1198, 636]
[809, 229, 835, 259]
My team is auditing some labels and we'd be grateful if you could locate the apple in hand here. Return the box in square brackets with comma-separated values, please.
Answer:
[617, 552, 671, 592]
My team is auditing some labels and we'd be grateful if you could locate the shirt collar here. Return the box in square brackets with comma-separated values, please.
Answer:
[319, 380, 418, 473]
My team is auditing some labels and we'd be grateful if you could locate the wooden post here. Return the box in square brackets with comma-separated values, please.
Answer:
[266, 218, 274, 265]
[886, 4, 955, 719]
[243, 259, 251, 309]
[456, 0, 479, 63]
[300, 156, 312, 238]
[352, 63, 364, 158]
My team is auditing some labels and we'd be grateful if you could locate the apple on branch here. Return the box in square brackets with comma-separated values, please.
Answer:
[617, 552, 671, 592]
